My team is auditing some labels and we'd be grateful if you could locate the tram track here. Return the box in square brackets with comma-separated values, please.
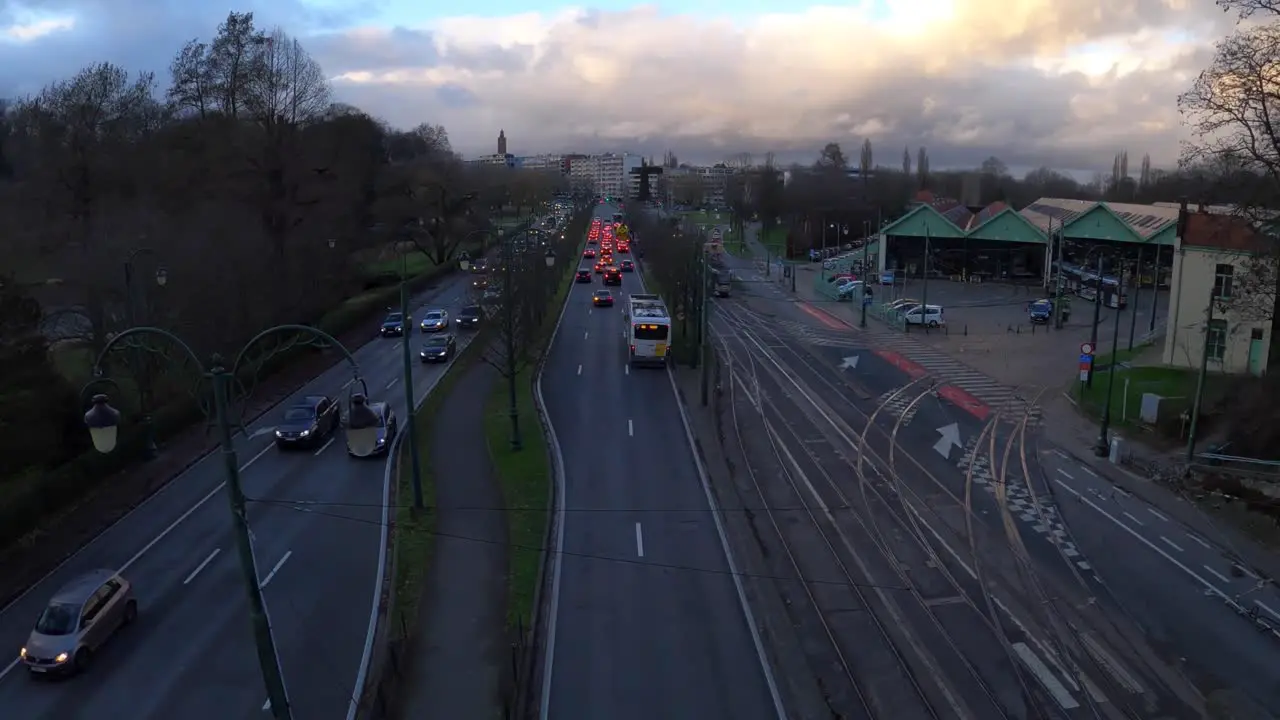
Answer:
[707, 299, 1202, 719]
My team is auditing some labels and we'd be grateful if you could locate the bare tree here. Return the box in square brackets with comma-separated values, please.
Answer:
[859, 138, 873, 178]
[916, 146, 930, 188]
[902, 146, 911, 176]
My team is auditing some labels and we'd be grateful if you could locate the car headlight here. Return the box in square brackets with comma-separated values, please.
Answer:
[299, 429, 311, 437]
[275, 429, 284, 437]
[376, 437, 386, 445]
[54, 652, 68, 663]
[19, 647, 26, 659]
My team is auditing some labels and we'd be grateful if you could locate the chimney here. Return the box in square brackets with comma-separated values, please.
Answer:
[1176, 196, 1189, 238]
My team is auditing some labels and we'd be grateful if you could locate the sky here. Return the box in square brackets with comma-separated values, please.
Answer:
[0, 0, 1237, 174]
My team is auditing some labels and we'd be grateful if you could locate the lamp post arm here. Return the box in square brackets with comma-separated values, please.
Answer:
[93, 326, 206, 377]
[230, 324, 363, 388]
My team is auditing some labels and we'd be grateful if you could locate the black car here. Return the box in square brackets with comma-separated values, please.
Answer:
[472, 276, 489, 290]
[470, 259, 488, 274]
[348, 402, 397, 458]
[420, 334, 457, 362]
[456, 305, 482, 329]
[275, 395, 341, 448]
[620, 260, 634, 272]
[380, 312, 408, 337]
[576, 269, 592, 283]
[603, 269, 622, 286]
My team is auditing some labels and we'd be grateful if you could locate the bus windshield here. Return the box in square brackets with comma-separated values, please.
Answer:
[633, 324, 668, 341]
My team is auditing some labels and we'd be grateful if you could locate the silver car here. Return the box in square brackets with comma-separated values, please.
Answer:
[22, 569, 137, 676]
[420, 309, 449, 332]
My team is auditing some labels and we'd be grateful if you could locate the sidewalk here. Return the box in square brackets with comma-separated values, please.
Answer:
[404, 362, 509, 720]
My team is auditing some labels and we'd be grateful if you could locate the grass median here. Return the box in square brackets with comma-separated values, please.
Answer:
[486, 220, 584, 631]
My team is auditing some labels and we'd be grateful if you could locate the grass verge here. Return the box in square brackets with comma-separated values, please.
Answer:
[486, 215, 584, 631]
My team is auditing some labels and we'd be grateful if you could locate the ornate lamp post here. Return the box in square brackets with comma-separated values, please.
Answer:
[81, 324, 372, 720]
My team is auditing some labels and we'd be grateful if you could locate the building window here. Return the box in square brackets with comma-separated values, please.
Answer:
[1213, 263, 1234, 299]
[1207, 319, 1229, 362]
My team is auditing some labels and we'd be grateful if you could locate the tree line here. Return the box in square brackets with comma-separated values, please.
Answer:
[0, 11, 566, 483]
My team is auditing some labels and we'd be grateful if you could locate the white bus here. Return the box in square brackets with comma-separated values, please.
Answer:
[625, 293, 671, 366]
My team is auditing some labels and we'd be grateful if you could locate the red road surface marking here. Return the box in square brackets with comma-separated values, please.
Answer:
[937, 385, 991, 421]
[798, 302, 847, 330]
[873, 350, 992, 420]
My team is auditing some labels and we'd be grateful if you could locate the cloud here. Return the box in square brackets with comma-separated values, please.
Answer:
[0, 0, 1235, 173]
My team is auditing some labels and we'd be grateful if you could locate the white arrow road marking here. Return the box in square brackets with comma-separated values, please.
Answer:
[933, 423, 961, 459]
[839, 355, 859, 370]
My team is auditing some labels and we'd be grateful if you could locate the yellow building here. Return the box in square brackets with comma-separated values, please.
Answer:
[1162, 210, 1272, 376]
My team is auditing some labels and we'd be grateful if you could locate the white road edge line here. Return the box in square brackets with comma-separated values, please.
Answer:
[184, 548, 222, 585]
[665, 365, 787, 719]
[259, 550, 292, 588]
[635, 522, 644, 558]
[314, 437, 335, 456]
[348, 320, 467, 720]
[538, 249, 578, 720]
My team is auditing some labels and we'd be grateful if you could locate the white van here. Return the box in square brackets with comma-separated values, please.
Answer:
[903, 304, 945, 327]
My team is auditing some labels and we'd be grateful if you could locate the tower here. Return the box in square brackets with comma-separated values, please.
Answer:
[497, 130, 507, 155]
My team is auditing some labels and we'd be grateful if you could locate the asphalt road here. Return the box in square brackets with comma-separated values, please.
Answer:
[705, 275, 1205, 717]
[539, 205, 780, 719]
[0, 269, 483, 719]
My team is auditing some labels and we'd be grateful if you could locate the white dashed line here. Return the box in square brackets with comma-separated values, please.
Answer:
[1078, 465, 1097, 477]
[314, 437, 334, 456]
[385, 377, 398, 389]
[624, 364, 629, 375]
[1187, 534, 1212, 549]
[1123, 511, 1144, 526]
[1148, 508, 1168, 522]
[183, 548, 221, 585]
[1203, 565, 1233, 585]
[635, 522, 645, 557]
[1057, 469, 1074, 480]
[577, 364, 582, 375]
[1160, 536, 1184, 553]
[584, 331, 589, 339]
[1256, 601, 1280, 621]
[260, 550, 292, 589]
[628, 419, 634, 437]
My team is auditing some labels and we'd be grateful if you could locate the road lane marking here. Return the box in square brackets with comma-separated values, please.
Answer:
[343, 378, 354, 389]
[624, 364, 629, 375]
[584, 331, 589, 339]
[1257, 601, 1280, 621]
[1147, 508, 1168, 521]
[1078, 465, 1097, 477]
[314, 437, 334, 456]
[259, 550, 293, 589]
[184, 548, 222, 584]
[1160, 536, 1183, 553]
[635, 523, 644, 557]
[576, 364, 582, 375]
[1203, 565, 1233, 585]
[1079, 633, 1145, 694]
[386, 377, 398, 389]
[115, 441, 272, 575]
[1187, 534, 1212, 549]
[628, 419, 633, 436]
[1057, 469, 1074, 479]
[1012, 642, 1080, 709]
[1123, 511, 1144, 526]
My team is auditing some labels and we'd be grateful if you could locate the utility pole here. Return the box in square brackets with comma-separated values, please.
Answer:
[1186, 289, 1216, 462]
[700, 253, 710, 406]
[1051, 217, 1065, 329]
[861, 220, 870, 328]
[1127, 247, 1141, 350]
[399, 246, 424, 506]
[1095, 281, 1125, 457]
[1149, 241, 1162, 333]
[919, 225, 930, 333]
[1087, 252, 1105, 387]
[503, 233, 522, 450]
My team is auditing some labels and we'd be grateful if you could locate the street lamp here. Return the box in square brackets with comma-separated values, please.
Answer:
[327, 238, 337, 250]
[82, 324, 369, 720]
[1095, 285, 1124, 458]
[123, 247, 166, 459]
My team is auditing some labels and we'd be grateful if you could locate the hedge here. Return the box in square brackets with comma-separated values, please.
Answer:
[0, 257, 466, 550]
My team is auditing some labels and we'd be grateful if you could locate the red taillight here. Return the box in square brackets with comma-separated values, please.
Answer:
[630, 345, 635, 353]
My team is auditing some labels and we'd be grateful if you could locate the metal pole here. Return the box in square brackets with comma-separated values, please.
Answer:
[1149, 241, 1161, 333]
[700, 257, 710, 406]
[1128, 247, 1141, 350]
[504, 236, 522, 450]
[861, 220, 870, 328]
[122, 261, 158, 459]
[1095, 287, 1124, 457]
[400, 249, 424, 507]
[1186, 291, 1215, 463]
[1052, 218, 1065, 329]
[920, 227, 930, 333]
[212, 365, 292, 720]
[1087, 252, 1104, 387]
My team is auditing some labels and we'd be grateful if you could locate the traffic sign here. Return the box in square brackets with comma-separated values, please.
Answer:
[1080, 342, 1094, 355]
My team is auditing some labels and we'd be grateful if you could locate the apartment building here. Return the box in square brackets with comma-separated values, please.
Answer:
[567, 153, 641, 198]
[518, 154, 568, 174]
[663, 164, 736, 206]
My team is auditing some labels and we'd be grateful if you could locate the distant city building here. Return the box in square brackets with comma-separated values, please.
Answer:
[497, 130, 507, 156]
[469, 153, 516, 168]
[664, 163, 737, 206]
[567, 153, 641, 198]
[518, 154, 569, 174]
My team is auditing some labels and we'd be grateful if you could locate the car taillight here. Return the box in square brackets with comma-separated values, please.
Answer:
[630, 345, 635, 353]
